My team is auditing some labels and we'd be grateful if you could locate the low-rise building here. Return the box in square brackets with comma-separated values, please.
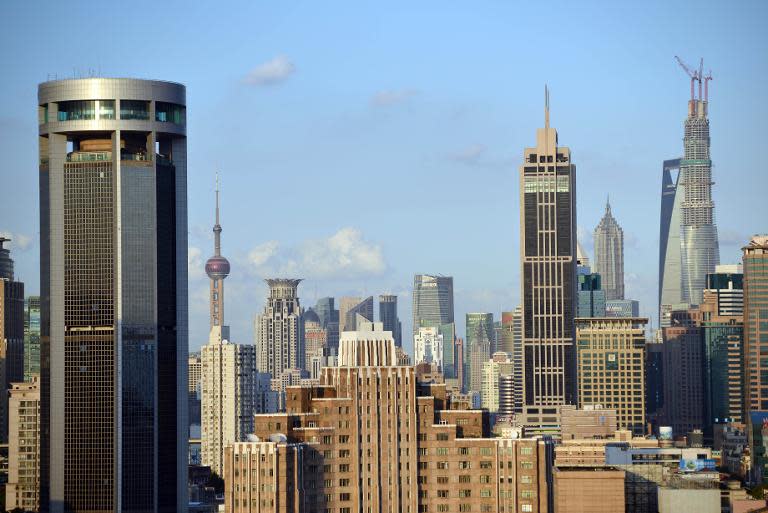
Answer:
[554, 467, 625, 513]
[657, 472, 720, 513]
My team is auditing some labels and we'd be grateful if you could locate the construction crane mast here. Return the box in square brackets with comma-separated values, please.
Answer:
[675, 55, 699, 101]
[675, 56, 712, 103]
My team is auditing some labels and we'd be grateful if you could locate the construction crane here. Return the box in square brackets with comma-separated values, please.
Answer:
[675, 55, 700, 101]
[703, 69, 713, 103]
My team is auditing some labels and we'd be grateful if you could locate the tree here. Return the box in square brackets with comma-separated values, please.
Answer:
[206, 471, 225, 494]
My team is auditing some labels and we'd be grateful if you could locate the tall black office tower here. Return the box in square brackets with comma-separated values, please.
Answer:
[518, 89, 577, 406]
[38, 78, 188, 512]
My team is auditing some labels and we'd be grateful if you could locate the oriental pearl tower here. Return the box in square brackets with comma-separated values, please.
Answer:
[205, 174, 230, 328]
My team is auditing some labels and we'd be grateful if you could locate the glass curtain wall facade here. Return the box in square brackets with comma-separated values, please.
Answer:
[38, 78, 188, 513]
[378, 294, 402, 347]
[658, 158, 684, 325]
[680, 96, 720, 306]
[412, 274, 454, 337]
[24, 296, 41, 381]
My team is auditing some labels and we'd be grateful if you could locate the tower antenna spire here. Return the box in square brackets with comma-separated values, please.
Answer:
[544, 84, 550, 129]
[214, 172, 222, 257]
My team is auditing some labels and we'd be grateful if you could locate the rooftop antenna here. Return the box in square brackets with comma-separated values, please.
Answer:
[544, 84, 550, 129]
[214, 172, 222, 257]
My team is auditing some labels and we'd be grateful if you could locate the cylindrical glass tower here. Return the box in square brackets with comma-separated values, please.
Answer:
[38, 78, 188, 513]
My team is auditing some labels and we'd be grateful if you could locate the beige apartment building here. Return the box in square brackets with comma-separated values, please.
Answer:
[225, 322, 553, 513]
[6, 376, 40, 512]
[575, 317, 647, 434]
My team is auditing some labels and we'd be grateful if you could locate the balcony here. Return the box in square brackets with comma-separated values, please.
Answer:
[66, 151, 111, 162]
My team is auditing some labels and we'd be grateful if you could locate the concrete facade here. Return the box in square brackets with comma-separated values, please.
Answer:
[226, 367, 554, 513]
[576, 317, 647, 434]
[6, 376, 40, 512]
[554, 467, 626, 513]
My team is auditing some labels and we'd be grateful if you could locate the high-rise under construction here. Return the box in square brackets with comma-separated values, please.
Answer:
[677, 57, 720, 306]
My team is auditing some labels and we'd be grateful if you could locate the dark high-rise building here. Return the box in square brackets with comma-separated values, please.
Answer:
[519, 89, 577, 406]
[658, 158, 684, 326]
[24, 295, 41, 381]
[743, 236, 768, 414]
[314, 297, 337, 328]
[700, 267, 743, 438]
[314, 297, 339, 351]
[378, 294, 402, 347]
[577, 272, 606, 317]
[412, 274, 454, 338]
[645, 339, 665, 430]
[0, 237, 25, 443]
[38, 78, 188, 512]
[662, 308, 705, 435]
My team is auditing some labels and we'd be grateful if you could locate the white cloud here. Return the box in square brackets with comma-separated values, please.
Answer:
[0, 231, 33, 251]
[248, 240, 279, 267]
[450, 144, 486, 165]
[188, 246, 205, 280]
[370, 89, 418, 107]
[244, 55, 296, 86]
[719, 228, 749, 246]
[244, 228, 386, 280]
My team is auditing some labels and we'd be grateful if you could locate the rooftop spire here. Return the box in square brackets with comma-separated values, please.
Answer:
[213, 172, 222, 257]
[544, 84, 550, 129]
[606, 195, 611, 214]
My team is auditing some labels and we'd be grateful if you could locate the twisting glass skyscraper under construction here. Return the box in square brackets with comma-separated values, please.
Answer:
[38, 78, 188, 512]
[679, 60, 720, 306]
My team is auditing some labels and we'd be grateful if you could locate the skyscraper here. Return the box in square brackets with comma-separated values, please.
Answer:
[314, 297, 339, 352]
[413, 326, 443, 370]
[743, 236, 768, 413]
[658, 158, 685, 324]
[481, 352, 514, 413]
[412, 274, 454, 337]
[339, 295, 373, 332]
[519, 89, 577, 406]
[577, 272, 607, 317]
[5, 376, 40, 512]
[500, 308, 524, 413]
[594, 199, 625, 300]
[678, 59, 720, 306]
[38, 78, 188, 511]
[23, 296, 41, 381]
[378, 294, 402, 347]
[255, 279, 304, 407]
[700, 268, 743, 435]
[465, 313, 494, 391]
[575, 317, 647, 435]
[662, 308, 705, 435]
[201, 180, 265, 476]
[467, 323, 492, 393]
[0, 237, 24, 443]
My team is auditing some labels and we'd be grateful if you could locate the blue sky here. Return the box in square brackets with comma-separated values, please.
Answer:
[1, 1, 766, 353]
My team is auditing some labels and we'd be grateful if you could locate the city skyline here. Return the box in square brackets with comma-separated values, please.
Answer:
[2, 3, 768, 512]
[1, 2, 767, 356]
